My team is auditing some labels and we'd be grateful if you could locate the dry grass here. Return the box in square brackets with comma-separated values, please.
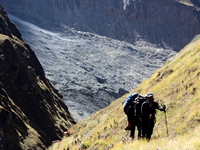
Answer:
[48, 35, 200, 150]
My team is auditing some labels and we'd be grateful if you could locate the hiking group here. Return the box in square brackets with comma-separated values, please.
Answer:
[123, 92, 166, 141]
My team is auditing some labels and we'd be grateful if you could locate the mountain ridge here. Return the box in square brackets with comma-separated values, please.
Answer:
[0, 0, 200, 51]
[0, 1, 199, 149]
[0, 4, 75, 149]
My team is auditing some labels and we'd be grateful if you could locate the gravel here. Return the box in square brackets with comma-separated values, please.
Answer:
[9, 14, 176, 121]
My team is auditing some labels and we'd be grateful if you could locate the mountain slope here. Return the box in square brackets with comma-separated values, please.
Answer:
[7, 14, 176, 121]
[49, 35, 200, 149]
[0, 4, 75, 150]
[1, 0, 199, 121]
[0, 0, 200, 51]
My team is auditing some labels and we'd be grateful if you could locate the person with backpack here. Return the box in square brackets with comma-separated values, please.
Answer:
[141, 93, 166, 141]
[123, 93, 139, 130]
[123, 93, 145, 139]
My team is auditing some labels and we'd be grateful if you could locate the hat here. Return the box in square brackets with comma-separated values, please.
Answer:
[146, 93, 154, 98]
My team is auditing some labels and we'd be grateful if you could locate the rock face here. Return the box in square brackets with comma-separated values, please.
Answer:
[0, 0, 200, 51]
[8, 14, 176, 121]
[0, 5, 75, 150]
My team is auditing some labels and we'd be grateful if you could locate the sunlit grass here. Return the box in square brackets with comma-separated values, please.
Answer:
[50, 125, 200, 150]
[49, 35, 200, 150]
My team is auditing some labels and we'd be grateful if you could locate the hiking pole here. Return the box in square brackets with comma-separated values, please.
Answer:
[164, 109, 169, 137]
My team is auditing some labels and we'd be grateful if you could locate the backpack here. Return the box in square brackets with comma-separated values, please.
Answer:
[127, 95, 146, 117]
[123, 93, 139, 115]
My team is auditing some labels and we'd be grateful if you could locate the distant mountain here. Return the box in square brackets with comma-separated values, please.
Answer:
[0, 4, 75, 150]
[0, 0, 200, 51]
[7, 13, 176, 121]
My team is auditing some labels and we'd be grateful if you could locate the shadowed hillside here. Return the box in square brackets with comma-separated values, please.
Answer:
[0, 0, 200, 51]
[0, 4, 75, 150]
[49, 35, 200, 149]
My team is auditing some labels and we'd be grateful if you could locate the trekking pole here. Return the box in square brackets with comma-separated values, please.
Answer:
[164, 109, 169, 137]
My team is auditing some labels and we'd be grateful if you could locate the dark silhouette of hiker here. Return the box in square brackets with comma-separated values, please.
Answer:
[123, 93, 145, 139]
[123, 93, 139, 130]
[141, 93, 166, 141]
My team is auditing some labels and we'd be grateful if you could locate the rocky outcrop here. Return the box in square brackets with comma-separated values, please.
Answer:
[0, 5, 75, 150]
[0, 0, 200, 51]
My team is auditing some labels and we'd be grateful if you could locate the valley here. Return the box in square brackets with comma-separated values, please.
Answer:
[9, 14, 176, 121]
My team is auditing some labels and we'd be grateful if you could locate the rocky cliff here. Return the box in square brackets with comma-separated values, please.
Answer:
[0, 5, 75, 150]
[0, 0, 200, 51]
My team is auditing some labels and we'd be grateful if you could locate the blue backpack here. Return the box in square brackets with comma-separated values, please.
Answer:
[123, 93, 139, 115]
[123, 93, 146, 116]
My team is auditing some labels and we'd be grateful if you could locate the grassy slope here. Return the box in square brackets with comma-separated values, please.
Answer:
[49, 35, 200, 150]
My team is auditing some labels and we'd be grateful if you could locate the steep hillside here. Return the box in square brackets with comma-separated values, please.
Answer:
[0, 4, 75, 150]
[49, 35, 200, 149]
[1, 0, 199, 121]
[0, 0, 200, 51]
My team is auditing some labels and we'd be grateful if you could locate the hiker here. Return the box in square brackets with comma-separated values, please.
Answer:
[123, 93, 145, 139]
[141, 93, 166, 141]
[123, 93, 139, 130]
